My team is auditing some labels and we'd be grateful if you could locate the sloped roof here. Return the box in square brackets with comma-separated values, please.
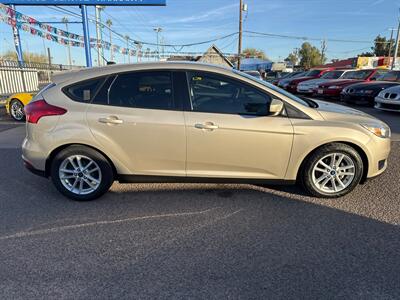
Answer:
[196, 44, 234, 67]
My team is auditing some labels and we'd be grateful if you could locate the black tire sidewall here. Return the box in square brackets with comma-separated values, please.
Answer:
[50, 145, 114, 201]
[301, 144, 363, 198]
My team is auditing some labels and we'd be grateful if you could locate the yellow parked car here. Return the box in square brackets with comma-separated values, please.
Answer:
[5, 92, 34, 121]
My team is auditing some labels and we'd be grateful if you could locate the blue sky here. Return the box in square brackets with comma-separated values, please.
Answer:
[1, 0, 400, 65]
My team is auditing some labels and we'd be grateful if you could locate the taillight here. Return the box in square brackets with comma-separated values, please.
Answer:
[24, 99, 67, 124]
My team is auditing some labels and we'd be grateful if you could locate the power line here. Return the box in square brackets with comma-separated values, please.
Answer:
[244, 30, 391, 44]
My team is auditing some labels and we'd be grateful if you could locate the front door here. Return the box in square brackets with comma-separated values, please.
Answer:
[184, 71, 293, 179]
[86, 71, 186, 176]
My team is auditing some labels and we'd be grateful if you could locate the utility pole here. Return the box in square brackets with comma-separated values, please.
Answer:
[106, 19, 113, 62]
[392, 18, 400, 69]
[95, 6, 104, 66]
[388, 28, 395, 63]
[237, 1, 247, 70]
[153, 27, 162, 60]
[62, 17, 72, 66]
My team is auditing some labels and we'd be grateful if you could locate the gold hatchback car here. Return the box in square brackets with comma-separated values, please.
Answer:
[22, 62, 391, 201]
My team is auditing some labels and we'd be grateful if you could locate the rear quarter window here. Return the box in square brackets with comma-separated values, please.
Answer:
[63, 78, 104, 102]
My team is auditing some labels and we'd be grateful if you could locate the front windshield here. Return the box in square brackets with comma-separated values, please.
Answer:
[341, 70, 373, 80]
[305, 70, 321, 77]
[321, 70, 344, 79]
[234, 70, 310, 107]
[376, 71, 400, 82]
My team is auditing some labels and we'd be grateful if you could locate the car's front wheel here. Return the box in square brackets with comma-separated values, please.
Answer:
[300, 143, 364, 198]
[9, 99, 25, 121]
[50, 145, 114, 201]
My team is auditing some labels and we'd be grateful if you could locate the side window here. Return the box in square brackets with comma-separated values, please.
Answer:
[64, 78, 104, 102]
[371, 70, 387, 80]
[99, 71, 174, 110]
[187, 72, 271, 116]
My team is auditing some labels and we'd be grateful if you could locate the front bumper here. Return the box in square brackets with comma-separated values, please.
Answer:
[374, 96, 400, 112]
[341, 93, 375, 105]
[313, 88, 342, 98]
[365, 135, 391, 179]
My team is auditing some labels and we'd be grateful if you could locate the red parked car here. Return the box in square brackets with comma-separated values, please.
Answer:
[285, 68, 333, 93]
[314, 69, 387, 99]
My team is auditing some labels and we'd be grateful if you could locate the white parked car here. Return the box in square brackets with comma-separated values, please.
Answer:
[375, 85, 400, 112]
[297, 70, 352, 94]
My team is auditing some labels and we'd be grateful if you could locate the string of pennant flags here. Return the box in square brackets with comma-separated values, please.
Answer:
[0, 3, 158, 57]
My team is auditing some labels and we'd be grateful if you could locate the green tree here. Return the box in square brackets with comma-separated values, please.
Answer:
[242, 48, 267, 59]
[298, 42, 325, 69]
[358, 35, 396, 57]
[0, 50, 48, 63]
[285, 51, 299, 65]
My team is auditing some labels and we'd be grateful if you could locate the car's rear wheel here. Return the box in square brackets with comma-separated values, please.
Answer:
[300, 143, 363, 198]
[50, 145, 114, 201]
[9, 99, 25, 121]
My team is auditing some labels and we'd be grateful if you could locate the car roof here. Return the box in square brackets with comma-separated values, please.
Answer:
[52, 62, 234, 85]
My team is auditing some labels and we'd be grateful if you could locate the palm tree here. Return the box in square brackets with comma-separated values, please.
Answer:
[106, 19, 113, 61]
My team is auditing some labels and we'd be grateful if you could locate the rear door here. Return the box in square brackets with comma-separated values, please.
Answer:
[85, 70, 186, 176]
[183, 71, 294, 179]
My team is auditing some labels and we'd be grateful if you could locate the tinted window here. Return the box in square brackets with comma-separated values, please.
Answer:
[321, 71, 344, 79]
[187, 72, 271, 115]
[65, 78, 103, 102]
[341, 70, 373, 80]
[370, 70, 388, 80]
[94, 71, 174, 110]
[305, 70, 321, 77]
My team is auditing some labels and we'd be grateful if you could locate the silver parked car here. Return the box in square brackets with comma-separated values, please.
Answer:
[375, 85, 400, 112]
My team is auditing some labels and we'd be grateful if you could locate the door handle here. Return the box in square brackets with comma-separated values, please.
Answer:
[195, 122, 219, 130]
[98, 116, 124, 125]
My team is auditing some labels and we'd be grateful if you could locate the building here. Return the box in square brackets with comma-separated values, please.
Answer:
[196, 45, 234, 68]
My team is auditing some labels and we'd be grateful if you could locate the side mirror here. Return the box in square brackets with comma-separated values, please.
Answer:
[269, 98, 284, 116]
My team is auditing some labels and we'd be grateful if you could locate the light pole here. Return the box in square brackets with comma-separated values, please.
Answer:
[153, 27, 162, 60]
[106, 19, 113, 62]
[62, 17, 72, 66]
[95, 6, 104, 66]
[125, 35, 130, 63]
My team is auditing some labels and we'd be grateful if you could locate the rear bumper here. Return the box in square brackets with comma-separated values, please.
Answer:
[22, 156, 47, 177]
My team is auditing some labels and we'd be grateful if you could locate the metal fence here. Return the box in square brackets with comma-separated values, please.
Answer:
[0, 60, 83, 96]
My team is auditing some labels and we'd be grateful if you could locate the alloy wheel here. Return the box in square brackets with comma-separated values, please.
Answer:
[10, 101, 25, 121]
[58, 155, 102, 195]
[311, 153, 356, 194]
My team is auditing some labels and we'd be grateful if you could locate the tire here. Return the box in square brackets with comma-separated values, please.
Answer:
[300, 143, 363, 198]
[50, 145, 114, 201]
[9, 99, 26, 121]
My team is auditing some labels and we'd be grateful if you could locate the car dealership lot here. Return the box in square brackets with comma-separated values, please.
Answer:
[0, 105, 399, 298]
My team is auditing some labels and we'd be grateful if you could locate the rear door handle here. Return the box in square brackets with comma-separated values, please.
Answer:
[98, 116, 124, 125]
[194, 122, 219, 130]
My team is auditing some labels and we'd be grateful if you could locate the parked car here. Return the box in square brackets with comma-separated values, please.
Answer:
[5, 92, 34, 121]
[296, 69, 352, 94]
[276, 71, 306, 88]
[243, 70, 262, 80]
[341, 70, 400, 106]
[286, 68, 333, 93]
[375, 85, 400, 112]
[22, 62, 391, 201]
[314, 69, 387, 99]
[265, 71, 290, 83]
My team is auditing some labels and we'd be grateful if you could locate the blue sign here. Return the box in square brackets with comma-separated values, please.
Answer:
[0, 0, 165, 5]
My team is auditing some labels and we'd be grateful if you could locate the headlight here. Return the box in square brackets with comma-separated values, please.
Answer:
[328, 85, 341, 89]
[361, 123, 391, 138]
